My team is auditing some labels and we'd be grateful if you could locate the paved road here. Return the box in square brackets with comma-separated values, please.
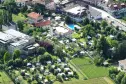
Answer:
[90, 6, 126, 31]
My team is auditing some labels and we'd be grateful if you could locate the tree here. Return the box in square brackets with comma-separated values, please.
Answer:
[109, 67, 119, 76]
[83, 18, 89, 25]
[3, 51, 10, 64]
[20, 6, 28, 13]
[17, 20, 24, 31]
[33, 3, 46, 14]
[65, 16, 73, 24]
[37, 47, 46, 55]
[116, 72, 125, 84]
[94, 56, 104, 66]
[101, 20, 108, 28]
[13, 50, 20, 61]
[121, 75, 126, 84]
[0, 12, 3, 31]
[53, 45, 66, 58]
[97, 36, 110, 58]
[116, 40, 126, 60]
[94, 21, 100, 30]
[8, 12, 12, 22]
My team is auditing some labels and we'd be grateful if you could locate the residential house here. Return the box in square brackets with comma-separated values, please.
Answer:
[15, 0, 32, 7]
[107, 3, 126, 18]
[32, 0, 45, 5]
[46, 1, 56, 10]
[27, 12, 51, 27]
[15, 0, 56, 10]
[27, 12, 43, 24]
[118, 60, 126, 71]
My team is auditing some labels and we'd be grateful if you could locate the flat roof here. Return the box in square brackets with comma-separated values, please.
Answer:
[10, 39, 29, 46]
[0, 32, 14, 42]
[55, 27, 69, 34]
[65, 6, 86, 15]
[4, 29, 30, 39]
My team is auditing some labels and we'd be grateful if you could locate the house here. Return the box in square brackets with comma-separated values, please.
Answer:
[15, 0, 32, 7]
[15, 0, 56, 10]
[27, 12, 43, 24]
[32, 0, 45, 5]
[27, 12, 51, 27]
[70, 0, 102, 5]
[15, 0, 45, 6]
[45, 0, 56, 10]
[118, 60, 126, 71]
[107, 3, 126, 18]
[34, 20, 51, 27]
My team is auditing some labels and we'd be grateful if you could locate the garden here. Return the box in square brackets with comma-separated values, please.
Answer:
[72, 57, 109, 79]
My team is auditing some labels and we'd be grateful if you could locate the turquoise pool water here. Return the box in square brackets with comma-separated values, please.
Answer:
[67, 24, 74, 30]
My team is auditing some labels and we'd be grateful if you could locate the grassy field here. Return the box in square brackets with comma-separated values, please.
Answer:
[0, 71, 13, 84]
[54, 77, 109, 84]
[72, 57, 109, 79]
[12, 13, 26, 22]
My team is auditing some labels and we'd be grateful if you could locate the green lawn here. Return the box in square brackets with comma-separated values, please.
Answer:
[12, 13, 26, 22]
[0, 71, 13, 84]
[72, 33, 81, 39]
[72, 57, 109, 79]
[54, 77, 109, 84]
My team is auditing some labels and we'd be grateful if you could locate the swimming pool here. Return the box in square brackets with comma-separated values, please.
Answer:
[67, 24, 74, 30]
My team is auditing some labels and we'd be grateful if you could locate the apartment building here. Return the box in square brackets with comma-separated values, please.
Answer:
[0, 29, 39, 55]
[15, 0, 56, 10]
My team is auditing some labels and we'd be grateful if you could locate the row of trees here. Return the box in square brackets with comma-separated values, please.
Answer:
[0, 10, 12, 31]
[3, 50, 20, 64]
[109, 67, 126, 84]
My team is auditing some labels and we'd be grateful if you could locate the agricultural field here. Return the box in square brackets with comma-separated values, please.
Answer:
[54, 77, 110, 84]
[0, 71, 13, 84]
[72, 57, 109, 79]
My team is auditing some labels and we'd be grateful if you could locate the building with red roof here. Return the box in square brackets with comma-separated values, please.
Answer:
[27, 12, 51, 27]
[27, 12, 43, 24]
[34, 20, 51, 27]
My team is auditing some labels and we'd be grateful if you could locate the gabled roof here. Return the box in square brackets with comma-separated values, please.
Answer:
[109, 3, 126, 10]
[27, 12, 42, 19]
[35, 20, 51, 27]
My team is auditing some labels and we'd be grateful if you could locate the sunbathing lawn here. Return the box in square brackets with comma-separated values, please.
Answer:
[12, 13, 26, 22]
[0, 71, 13, 84]
[72, 57, 109, 79]
[72, 33, 81, 39]
[54, 77, 109, 84]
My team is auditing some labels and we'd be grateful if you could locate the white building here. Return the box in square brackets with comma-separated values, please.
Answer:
[65, 6, 87, 22]
[118, 60, 126, 72]
[15, 0, 31, 7]
[0, 29, 39, 55]
[15, 0, 56, 10]
[46, 1, 56, 10]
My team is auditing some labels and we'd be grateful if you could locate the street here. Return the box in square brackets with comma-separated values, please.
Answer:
[89, 6, 126, 31]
